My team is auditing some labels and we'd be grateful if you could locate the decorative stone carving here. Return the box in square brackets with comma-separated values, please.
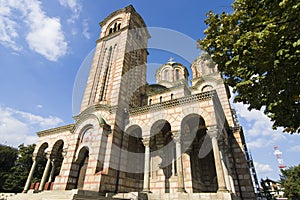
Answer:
[142, 137, 151, 146]
[207, 125, 219, 138]
[171, 130, 181, 143]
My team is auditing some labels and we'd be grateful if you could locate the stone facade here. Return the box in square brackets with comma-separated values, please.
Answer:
[19, 5, 255, 200]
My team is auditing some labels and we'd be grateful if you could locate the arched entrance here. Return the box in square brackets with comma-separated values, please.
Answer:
[31, 143, 48, 191]
[49, 140, 64, 184]
[181, 114, 217, 192]
[150, 120, 174, 193]
[124, 125, 145, 191]
[75, 147, 89, 190]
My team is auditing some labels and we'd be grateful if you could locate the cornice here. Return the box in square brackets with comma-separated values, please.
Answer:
[130, 90, 216, 116]
[74, 104, 118, 122]
[37, 124, 75, 137]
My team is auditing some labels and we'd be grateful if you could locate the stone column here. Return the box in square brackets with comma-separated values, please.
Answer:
[219, 139, 233, 192]
[38, 153, 52, 191]
[172, 131, 186, 192]
[142, 137, 151, 192]
[23, 155, 38, 193]
[207, 126, 227, 192]
[48, 159, 56, 182]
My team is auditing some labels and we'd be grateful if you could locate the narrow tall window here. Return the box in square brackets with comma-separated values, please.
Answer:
[149, 99, 152, 105]
[164, 70, 169, 81]
[175, 69, 180, 80]
[173, 147, 177, 176]
[100, 46, 113, 101]
[160, 96, 162, 103]
[171, 93, 174, 100]
[113, 23, 117, 32]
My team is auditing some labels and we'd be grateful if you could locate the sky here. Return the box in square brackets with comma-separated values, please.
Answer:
[0, 0, 299, 182]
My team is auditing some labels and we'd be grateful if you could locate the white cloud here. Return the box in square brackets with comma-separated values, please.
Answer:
[232, 102, 286, 148]
[288, 145, 300, 152]
[254, 162, 274, 178]
[254, 162, 273, 173]
[0, 1, 22, 51]
[0, 105, 63, 147]
[26, 17, 67, 61]
[58, 0, 82, 23]
[82, 19, 90, 39]
[36, 104, 43, 109]
[0, 0, 68, 61]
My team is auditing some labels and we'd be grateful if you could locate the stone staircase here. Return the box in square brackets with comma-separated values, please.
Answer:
[7, 190, 77, 200]
[6, 190, 133, 200]
[147, 192, 235, 200]
[5, 190, 236, 200]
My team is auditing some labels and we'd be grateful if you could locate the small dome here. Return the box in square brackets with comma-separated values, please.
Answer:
[155, 58, 189, 88]
[191, 52, 217, 79]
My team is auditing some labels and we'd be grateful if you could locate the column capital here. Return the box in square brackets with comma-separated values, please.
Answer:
[142, 137, 151, 147]
[32, 153, 38, 161]
[62, 148, 68, 158]
[207, 125, 219, 138]
[45, 151, 52, 159]
[171, 130, 181, 143]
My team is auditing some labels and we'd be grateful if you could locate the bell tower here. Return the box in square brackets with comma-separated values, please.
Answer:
[80, 5, 150, 113]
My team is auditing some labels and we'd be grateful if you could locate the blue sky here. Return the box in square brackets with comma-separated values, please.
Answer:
[0, 0, 299, 182]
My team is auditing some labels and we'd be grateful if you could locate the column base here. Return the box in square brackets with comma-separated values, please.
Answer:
[22, 190, 28, 193]
[142, 189, 152, 193]
[217, 188, 229, 193]
[177, 187, 187, 193]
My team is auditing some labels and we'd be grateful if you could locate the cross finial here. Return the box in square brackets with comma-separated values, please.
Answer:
[168, 57, 174, 63]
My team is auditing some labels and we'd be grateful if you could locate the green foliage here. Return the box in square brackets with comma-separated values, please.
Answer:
[199, 0, 300, 133]
[281, 164, 300, 200]
[3, 144, 36, 192]
[0, 145, 18, 192]
[1, 144, 47, 193]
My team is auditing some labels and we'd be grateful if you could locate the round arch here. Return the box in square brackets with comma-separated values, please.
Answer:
[180, 113, 217, 193]
[124, 125, 145, 183]
[48, 140, 65, 183]
[74, 146, 89, 190]
[74, 113, 103, 141]
[125, 125, 142, 139]
[36, 142, 49, 158]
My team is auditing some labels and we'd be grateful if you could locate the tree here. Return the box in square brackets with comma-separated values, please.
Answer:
[0, 144, 18, 192]
[3, 144, 46, 193]
[3, 144, 36, 192]
[280, 164, 300, 200]
[199, 0, 300, 133]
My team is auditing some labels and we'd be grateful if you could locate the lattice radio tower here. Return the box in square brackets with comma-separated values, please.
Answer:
[274, 145, 286, 170]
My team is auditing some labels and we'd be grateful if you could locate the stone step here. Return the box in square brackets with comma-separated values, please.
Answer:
[7, 190, 75, 200]
[6, 190, 134, 200]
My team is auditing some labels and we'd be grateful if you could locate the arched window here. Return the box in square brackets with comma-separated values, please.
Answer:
[118, 23, 121, 30]
[109, 28, 113, 34]
[100, 46, 113, 101]
[160, 96, 162, 103]
[149, 99, 152, 105]
[113, 23, 117, 32]
[175, 69, 180, 80]
[171, 93, 174, 100]
[164, 70, 169, 81]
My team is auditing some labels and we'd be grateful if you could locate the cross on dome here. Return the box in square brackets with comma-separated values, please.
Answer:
[168, 57, 174, 63]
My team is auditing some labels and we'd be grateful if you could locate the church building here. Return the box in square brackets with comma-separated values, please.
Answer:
[16, 5, 256, 200]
